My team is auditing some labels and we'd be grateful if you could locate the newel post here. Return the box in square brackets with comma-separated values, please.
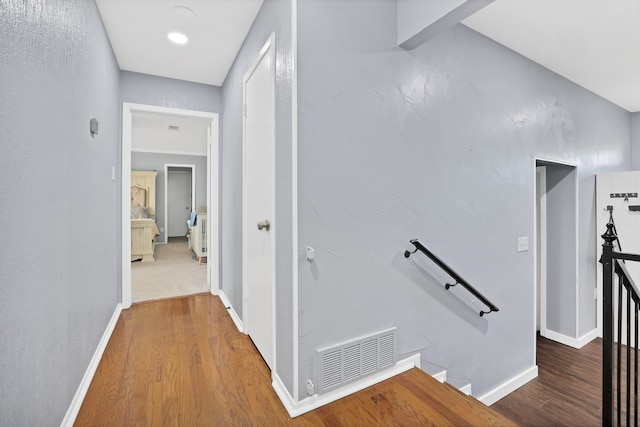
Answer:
[602, 220, 618, 426]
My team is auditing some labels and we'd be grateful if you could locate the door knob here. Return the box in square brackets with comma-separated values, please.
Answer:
[257, 220, 271, 231]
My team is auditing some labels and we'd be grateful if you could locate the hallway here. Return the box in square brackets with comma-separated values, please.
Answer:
[75, 294, 516, 426]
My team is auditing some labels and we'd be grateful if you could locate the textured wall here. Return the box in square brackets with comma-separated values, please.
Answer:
[296, 0, 630, 398]
[220, 0, 295, 397]
[132, 153, 208, 243]
[122, 70, 223, 114]
[0, 0, 121, 424]
[632, 112, 640, 169]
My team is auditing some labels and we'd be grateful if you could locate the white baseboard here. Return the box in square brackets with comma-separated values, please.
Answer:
[432, 369, 447, 383]
[459, 382, 472, 396]
[218, 291, 244, 333]
[272, 353, 421, 418]
[60, 303, 123, 427]
[478, 365, 538, 406]
[577, 329, 599, 349]
[542, 328, 597, 349]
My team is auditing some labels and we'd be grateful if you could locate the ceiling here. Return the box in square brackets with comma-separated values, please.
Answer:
[96, 0, 640, 113]
[95, 0, 263, 86]
[463, 0, 640, 113]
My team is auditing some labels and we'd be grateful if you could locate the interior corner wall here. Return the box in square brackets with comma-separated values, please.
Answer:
[296, 0, 630, 399]
[0, 1, 122, 424]
[220, 0, 296, 398]
[632, 112, 640, 169]
[544, 164, 577, 337]
[131, 152, 208, 243]
[121, 71, 223, 114]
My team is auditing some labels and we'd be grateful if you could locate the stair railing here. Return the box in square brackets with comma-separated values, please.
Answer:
[404, 239, 499, 317]
[601, 213, 640, 426]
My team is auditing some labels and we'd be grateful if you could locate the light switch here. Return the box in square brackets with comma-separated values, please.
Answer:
[517, 236, 529, 252]
[306, 247, 315, 261]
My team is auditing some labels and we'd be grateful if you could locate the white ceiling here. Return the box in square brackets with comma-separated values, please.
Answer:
[95, 0, 263, 86]
[96, 0, 640, 113]
[463, 0, 640, 113]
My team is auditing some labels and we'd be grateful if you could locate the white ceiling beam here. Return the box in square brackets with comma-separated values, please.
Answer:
[397, 0, 494, 50]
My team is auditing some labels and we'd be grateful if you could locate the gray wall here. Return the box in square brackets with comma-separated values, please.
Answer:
[0, 0, 121, 424]
[296, 0, 631, 399]
[122, 71, 223, 113]
[220, 0, 295, 396]
[132, 152, 208, 243]
[544, 163, 578, 336]
[632, 112, 640, 169]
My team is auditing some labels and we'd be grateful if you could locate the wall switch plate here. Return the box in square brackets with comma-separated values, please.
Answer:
[517, 236, 529, 252]
[306, 247, 315, 261]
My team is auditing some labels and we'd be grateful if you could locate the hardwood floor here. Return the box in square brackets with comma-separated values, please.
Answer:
[491, 334, 602, 426]
[76, 294, 517, 426]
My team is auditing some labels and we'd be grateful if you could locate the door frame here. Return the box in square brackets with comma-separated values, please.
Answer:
[241, 33, 277, 368]
[121, 102, 219, 308]
[164, 164, 196, 240]
[533, 157, 580, 349]
[535, 165, 547, 335]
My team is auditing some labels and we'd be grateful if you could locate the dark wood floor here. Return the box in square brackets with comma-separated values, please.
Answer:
[492, 333, 602, 426]
[75, 293, 603, 426]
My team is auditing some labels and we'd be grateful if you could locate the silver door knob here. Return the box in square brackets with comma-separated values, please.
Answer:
[257, 220, 271, 231]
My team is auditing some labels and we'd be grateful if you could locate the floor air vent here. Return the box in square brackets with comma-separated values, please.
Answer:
[316, 327, 396, 394]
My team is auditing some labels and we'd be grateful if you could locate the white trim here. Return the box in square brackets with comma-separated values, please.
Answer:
[122, 108, 133, 308]
[207, 119, 220, 295]
[219, 291, 245, 333]
[121, 103, 218, 309]
[541, 328, 597, 349]
[60, 304, 123, 427]
[458, 383, 472, 396]
[577, 328, 599, 348]
[478, 365, 538, 406]
[574, 166, 580, 340]
[241, 32, 277, 371]
[431, 369, 447, 383]
[131, 148, 207, 157]
[272, 353, 421, 418]
[535, 165, 547, 338]
[163, 163, 196, 242]
[291, 0, 300, 403]
[533, 157, 581, 346]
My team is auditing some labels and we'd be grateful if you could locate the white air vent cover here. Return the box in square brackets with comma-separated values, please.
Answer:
[316, 327, 396, 394]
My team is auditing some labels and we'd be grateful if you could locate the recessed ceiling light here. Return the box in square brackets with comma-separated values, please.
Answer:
[168, 32, 188, 45]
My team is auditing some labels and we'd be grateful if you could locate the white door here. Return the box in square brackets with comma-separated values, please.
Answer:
[168, 170, 192, 238]
[243, 35, 276, 370]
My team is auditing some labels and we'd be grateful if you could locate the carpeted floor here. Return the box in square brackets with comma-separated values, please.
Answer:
[132, 237, 208, 303]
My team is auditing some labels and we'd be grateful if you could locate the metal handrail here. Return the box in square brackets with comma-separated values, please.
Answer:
[404, 239, 499, 317]
[602, 217, 640, 426]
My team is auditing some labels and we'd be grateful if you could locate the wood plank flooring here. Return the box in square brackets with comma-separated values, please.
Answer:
[491, 334, 602, 426]
[75, 294, 517, 426]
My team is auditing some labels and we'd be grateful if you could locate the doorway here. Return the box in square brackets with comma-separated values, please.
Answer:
[534, 159, 579, 348]
[121, 103, 219, 308]
[242, 33, 276, 370]
[165, 165, 195, 239]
